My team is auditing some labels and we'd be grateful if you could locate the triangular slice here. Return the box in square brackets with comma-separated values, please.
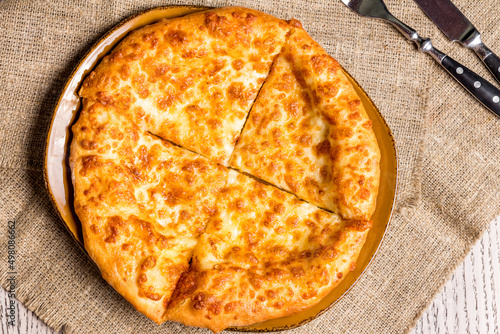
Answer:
[230, 22, 380, 219]
[79, 7, 291, 165]
[69, 100, 227, 323]
[166, 170, 372, 332]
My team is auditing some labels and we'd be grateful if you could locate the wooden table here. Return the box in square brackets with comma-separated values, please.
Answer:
[2, 216, 499, 334]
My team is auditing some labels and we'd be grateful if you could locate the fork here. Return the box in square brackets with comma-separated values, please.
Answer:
[341, 0, 500, 117]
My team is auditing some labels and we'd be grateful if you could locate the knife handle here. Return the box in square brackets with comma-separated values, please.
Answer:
[440, 55, 500, 117]
[463, 34, 500, 85]
[474, 44, 500, 85]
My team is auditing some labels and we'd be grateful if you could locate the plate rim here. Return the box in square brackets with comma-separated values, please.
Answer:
[43, 5, 399, 332]
[43, 4, 211, 250]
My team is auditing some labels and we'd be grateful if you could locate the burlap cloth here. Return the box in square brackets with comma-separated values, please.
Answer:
[1, 0, 499, 333]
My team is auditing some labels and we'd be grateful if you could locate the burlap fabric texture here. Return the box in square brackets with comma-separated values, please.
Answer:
[1, 0, 499, 333]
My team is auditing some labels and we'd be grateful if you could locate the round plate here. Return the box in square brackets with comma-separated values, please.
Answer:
[44, 5, 398, 332]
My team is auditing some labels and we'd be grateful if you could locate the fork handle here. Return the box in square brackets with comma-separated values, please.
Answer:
[383, 14, 500, 117]
[382, 12, 500, 116]
[418, 39, 500, 117]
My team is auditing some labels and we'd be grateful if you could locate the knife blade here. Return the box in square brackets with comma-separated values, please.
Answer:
[414, 0, 500, 84]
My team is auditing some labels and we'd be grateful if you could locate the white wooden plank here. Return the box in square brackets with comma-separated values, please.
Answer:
[0, 287, 10, 334]
[413, 216, 500, 334]
[490, 216, 500, 333]
[0, 288, 58, 334]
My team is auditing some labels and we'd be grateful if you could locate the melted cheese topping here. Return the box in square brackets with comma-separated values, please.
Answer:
[230, 24, 380, 219]
[166, 171, 372, 332]
[70, 8, 380, 332]
[69, 100, 227, 323]
[80, 7, 290, 164]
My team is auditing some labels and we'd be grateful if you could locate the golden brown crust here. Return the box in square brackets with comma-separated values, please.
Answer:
[79, 6, 291, 165]
[70, 7, 381, 331]
[165, 171, 371, 332]
[230, 25, 380, 219]
[70, 100, 227, 323]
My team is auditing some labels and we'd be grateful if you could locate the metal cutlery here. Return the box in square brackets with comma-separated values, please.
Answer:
[414, 0, 500, 84]
[340, 0, 500, 117]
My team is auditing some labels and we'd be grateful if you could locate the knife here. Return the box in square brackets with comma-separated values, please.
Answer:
[414, 0, 500, 84]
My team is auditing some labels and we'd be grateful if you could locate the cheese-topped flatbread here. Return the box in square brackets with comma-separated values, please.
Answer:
[79, 7, 291, 165]
[230, 22, 380, 219]
[70, 7, 382, 331]
[166, 170, 372, 332]
[69, 100, 227, 323]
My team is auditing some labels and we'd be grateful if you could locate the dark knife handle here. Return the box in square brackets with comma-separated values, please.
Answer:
[441, 55, 500, 117]
[478, 46, 500, 85]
